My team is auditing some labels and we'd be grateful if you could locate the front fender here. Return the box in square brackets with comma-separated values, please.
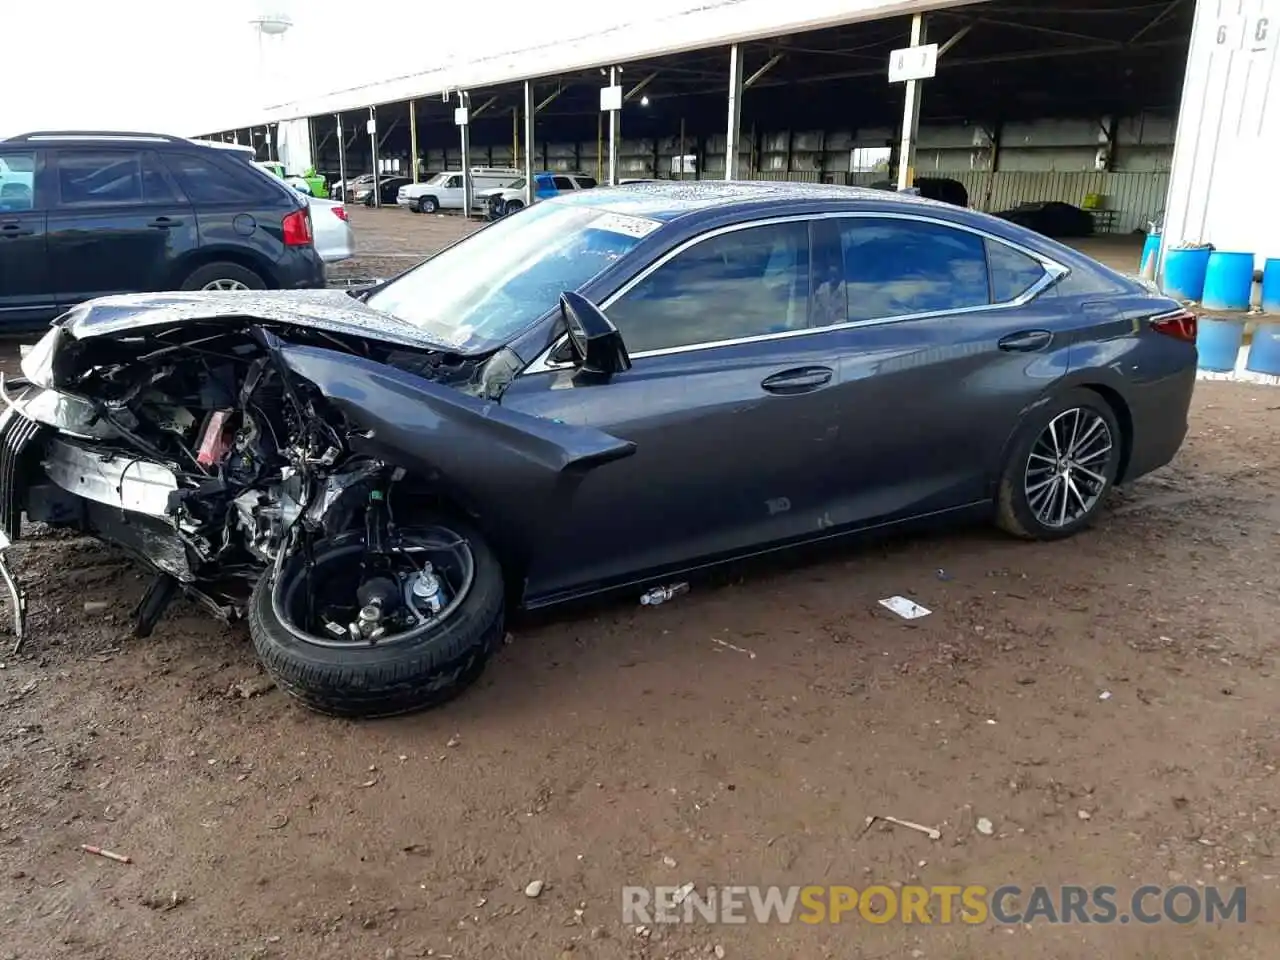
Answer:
[276, 343, 636, 569]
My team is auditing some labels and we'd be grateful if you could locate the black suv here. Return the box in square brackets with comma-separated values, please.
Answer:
[0, 131, 326, 328]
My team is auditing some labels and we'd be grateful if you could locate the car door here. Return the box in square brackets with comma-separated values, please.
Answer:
[501, 217, 847, 601]
[47, 147, 197, 306]
[813, 214, 1073, 529]
[0, 146, 53, 326]
[552, 175, 577, 195]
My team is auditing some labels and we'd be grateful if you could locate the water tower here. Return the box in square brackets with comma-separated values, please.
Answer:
[250, 6, 294, 161]
[250, 6, 294, 102]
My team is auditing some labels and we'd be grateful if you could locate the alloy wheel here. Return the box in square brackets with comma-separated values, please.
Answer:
[201, 279, 251, 291]
[1023, 407, 1114, 529]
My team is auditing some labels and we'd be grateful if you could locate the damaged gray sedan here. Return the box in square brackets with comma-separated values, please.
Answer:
[0, 183, 1196, 717]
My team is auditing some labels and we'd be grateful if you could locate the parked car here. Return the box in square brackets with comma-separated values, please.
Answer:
[480, 172, 597, 218]
[329, 173, 375, 202]
[0, 182, 1196, 718]
[355, 175, 411, 206]
[397, 167, 522, 213]
[0, 130, 325, 327]
[997, 200, 1096, 238]
[305, 195, 355, 263]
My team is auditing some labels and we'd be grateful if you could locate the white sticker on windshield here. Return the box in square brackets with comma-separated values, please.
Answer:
[590, 211, 662, 239]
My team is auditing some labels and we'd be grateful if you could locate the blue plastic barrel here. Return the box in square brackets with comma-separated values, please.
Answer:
[1197, 317, 1246, 372]
[1140, 232, 1161, 276]
[1202, 251, 1255, 311]
[1245, 323, 1280, 374]
[1163, 246, 1213, 301]
[1261, 259, 1280, 313]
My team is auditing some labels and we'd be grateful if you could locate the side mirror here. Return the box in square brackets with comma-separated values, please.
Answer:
[560, 291, 631, 377]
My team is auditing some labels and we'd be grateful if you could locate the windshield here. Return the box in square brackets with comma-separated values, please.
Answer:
[426, 172, 449, 186]
[365, 200, 661, 352]
[508, 177, 526, 190]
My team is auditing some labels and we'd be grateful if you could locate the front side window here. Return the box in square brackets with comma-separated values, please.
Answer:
[552, 176, 575, 191]
[0, 150, 37, 211]
[606, 221, 811, 354]
[445, 175, 462, 189]
[364, 200, 655, 352]
[576, 176, 598, 189]
[57, 150, 145, 205]
[840, 218, 990, 322]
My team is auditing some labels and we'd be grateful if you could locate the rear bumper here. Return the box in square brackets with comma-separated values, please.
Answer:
[275, 248, 327, 289]
[1120, 364, 1196, 483]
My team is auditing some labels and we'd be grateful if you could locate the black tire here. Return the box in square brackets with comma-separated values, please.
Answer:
[249, 515, 505, 718]
[505, 199, 524, 213]
[179, 261, 265, 292]
[996, 387, 1122, 541]
[417, 195, 438, 214]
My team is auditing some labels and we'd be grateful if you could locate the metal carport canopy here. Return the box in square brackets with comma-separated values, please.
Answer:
[259, 0, 986, 123]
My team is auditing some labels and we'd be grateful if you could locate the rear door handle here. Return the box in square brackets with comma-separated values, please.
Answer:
[148, 217, 183, 229]
[997, 330, 1053, 352]
[0, 223, 33, 237]
[761, 366, 834, 395]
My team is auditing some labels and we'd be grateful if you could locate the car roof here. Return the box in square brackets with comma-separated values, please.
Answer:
[544, 179, 969, 223]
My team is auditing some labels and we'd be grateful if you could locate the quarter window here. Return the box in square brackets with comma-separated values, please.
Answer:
[0, 150, 37, 211]
[162, 152, 279, 203]
[987, 239, 1048, 302]
[606, 221, 811, 354]
[839, 218, 990, 322]
[576, 176, 598, 189]
[552, 176, 575, 190]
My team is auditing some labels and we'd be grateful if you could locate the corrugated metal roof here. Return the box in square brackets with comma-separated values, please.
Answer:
[251, 0, 983, 125]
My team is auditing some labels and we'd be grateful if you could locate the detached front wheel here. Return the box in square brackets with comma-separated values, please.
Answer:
[249, 515, 505, 718]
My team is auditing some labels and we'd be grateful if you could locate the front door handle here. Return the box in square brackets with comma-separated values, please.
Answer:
[761, 366, 834, 395]
[148, 216, 183, 229]
[0, 222, 33, 237]
[997, 330, 1053, 352]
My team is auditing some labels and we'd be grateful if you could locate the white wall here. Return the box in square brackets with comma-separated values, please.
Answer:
[1163, 0, 1280, 268]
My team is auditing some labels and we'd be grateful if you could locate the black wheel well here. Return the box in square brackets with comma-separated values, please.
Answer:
[389, 484, 525, 606]
[174, 249, 276, 288]
[1078, 383, 1134, 484]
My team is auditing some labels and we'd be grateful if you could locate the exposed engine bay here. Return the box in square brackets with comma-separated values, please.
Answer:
[5, 317, 493, 640]
[0, 291, 634, 715]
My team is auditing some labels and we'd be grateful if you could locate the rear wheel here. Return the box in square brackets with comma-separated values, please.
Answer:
[995, 388, 1122, 540]
[179, 262, 265, 292]
[417, 195, 439, 214]
[249, 515, 505, 718]
[504, 199, 524, 214]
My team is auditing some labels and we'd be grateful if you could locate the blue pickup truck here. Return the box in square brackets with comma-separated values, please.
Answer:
[481, 171, 598, 218]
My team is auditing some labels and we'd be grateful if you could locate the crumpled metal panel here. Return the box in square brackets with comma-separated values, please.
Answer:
[56, 288, 448, 353]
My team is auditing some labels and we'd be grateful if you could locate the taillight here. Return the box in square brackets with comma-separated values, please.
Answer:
[1150, 308, 1197, 342]
[331, 205, 349, 222]
[282, 208, 313, 246]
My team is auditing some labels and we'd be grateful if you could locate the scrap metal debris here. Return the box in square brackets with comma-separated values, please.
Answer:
[710, 637, 757, 659]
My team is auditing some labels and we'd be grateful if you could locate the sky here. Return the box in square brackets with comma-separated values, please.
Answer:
[5, 0, 711, 139]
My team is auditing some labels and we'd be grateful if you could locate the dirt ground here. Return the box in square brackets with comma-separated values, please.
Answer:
[2, 207, 1277, 960]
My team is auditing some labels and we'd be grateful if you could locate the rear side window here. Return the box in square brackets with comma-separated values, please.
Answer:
[840, 218, 990, 321]
[57, 149, 146, 205]
[987, 239, 1047, 302]
[575, 176, 597, 189]
[552, 176, 575, 190]
[0, 150, 37, 211]
[161, 151, 282, 204]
